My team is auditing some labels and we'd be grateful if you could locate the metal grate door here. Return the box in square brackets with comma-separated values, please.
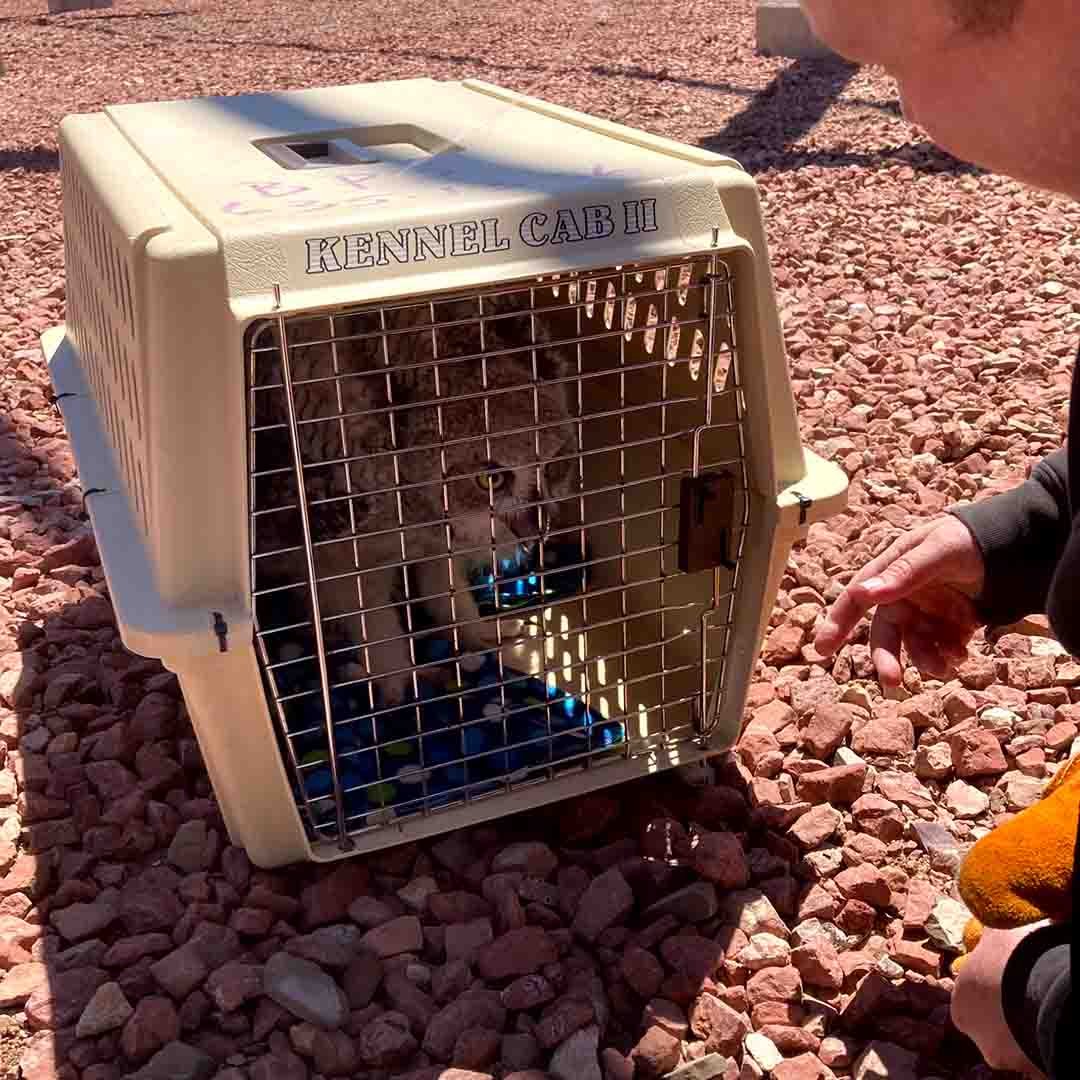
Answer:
[246, 253, 750, 850]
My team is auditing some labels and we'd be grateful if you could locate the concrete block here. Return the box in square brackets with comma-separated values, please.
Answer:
[756, 0, 836, 60]
[48, 0, 113, 12]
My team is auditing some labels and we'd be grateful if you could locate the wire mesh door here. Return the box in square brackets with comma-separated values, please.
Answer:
[246, 253, 749, 850]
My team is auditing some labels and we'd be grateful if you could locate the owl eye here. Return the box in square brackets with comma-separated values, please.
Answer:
[475, 468, 510, 494]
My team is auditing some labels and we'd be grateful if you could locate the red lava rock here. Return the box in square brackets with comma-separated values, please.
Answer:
[620, 945, 665, 999]
[690, 831, 751, 889]
[432, 957, 472, 1005]
[890, 938, 941, 976]
[356, 1012, 418, 1068]
[689, 993, 750, 1056]
[289, 1022, 359, 1075]
[361, 915, 423, 959]
[501, 973, 556, 1011]
[837, 899, 877, 935]
[763, 624, 806, 666]
[119, 875, 185, 935]
[1045, 720, 1077, 753]
[762, 1024, 821, 1055]
[796, 764, 867, 805]
[384, 971, 437, 1032]
[601, 1047, 635, 1080]
[286, 924, 365, 969]
[427, 890, 491, 925]
[475, 926, 557, 981]
[534, 996, 595, 1049]
[643, 997, 689, 1039]
[791, 939, 843, 991]
[949, 726, 1009, 778]
[491, 842, 558, 879]
[120, 995, 181, 1061]
[50, 894, 119, 943]
[150, 944, 210, 1000]
[445, 917, 495, 964]
[249, 1045, 307, 1080]
[571, 867, 633, 943]
[851, 715, 915, 757]
[903, 879, 939, 931]
[630, 1024, 681, 1078]
[452, 1027, 500, 1071]
[737, 723, 784, 775]
[502, 1032, 541, 1071]
[800, 703, 857, 759]
[342, 949, 383, 1009]
[788, 803, 842, 849]
[835, 864, 892, 909]
[753, 699, 797, 733]
[299, 862, 371, 929]
[423, 990, 506, 1060]
[771, 1053, 830, 1080]
[205, 961, 263, 1012]
[659, 934, 725, 984]
[851, 794, 906, 842]
[746, 965, 803, 1007]
[26, 966, 108, 1031]
[555, 792, 621, 846]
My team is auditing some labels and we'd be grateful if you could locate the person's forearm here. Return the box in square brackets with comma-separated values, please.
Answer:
[1000, 922, 1072, 1077]
[949, 448, 1070, 626]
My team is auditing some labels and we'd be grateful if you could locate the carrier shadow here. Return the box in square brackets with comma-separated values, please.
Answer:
[0, 148, 60, 174]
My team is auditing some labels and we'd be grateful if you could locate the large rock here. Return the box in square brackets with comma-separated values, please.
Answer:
[476, 926, 558, 981]
[76, 981, 132, 1038]
[356, 1013, 417, 1068]
[129, 1041, 215, 1080]
[26, 966, 108, 1031]
[571, 868, 633, 942]
[549, 1023, 602, 1080]
[852, 1041, 919, 1080]
[691, 831, 750, 889]
[263, 952, 348, 1030]
[642, 882, 718, 924]
[424, 990, 506, 1061]
[360, 915, 423, 959]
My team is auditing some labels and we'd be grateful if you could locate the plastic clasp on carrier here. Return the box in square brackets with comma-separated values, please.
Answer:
[678, 470, 738, 574]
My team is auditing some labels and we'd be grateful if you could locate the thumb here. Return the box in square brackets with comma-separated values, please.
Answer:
[855, 541, 947, 606]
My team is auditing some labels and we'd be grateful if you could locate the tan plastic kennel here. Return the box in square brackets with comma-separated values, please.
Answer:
[43, 78, 848, 868]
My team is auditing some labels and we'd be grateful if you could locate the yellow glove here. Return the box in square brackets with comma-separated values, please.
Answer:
[951, 753, 1080, 974]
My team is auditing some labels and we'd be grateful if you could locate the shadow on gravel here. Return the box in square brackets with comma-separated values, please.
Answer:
[0, 149, 60, 175]
[700, 57, 984, 178]
[589, 62, 903, 122]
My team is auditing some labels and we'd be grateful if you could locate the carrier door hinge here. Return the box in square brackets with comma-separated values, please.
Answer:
[792, 490, 813, 526]
[678, 470, 737, 574]
[212, 612, 229, 653]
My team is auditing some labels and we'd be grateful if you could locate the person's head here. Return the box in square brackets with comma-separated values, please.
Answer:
[798, 1, 1080, 199]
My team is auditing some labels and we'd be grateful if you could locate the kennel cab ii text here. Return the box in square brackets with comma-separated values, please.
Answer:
[304, 200, 660, 275]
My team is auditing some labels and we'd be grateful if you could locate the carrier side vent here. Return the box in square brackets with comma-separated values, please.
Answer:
[62, 169, 151, 536]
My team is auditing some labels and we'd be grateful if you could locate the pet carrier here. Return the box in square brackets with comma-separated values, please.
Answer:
[43, 78, 848, 868]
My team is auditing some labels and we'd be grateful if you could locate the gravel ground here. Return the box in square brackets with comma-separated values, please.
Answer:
[2, 2, 1080, 1079]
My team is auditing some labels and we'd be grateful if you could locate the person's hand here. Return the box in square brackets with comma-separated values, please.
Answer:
[813, 515, 986, 687]
[951, 922, 1049, 1078]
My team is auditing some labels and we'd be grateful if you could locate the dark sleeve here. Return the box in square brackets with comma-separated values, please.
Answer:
[948, 448, 1070, 626]
[1001, 922, 1073, 1078]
